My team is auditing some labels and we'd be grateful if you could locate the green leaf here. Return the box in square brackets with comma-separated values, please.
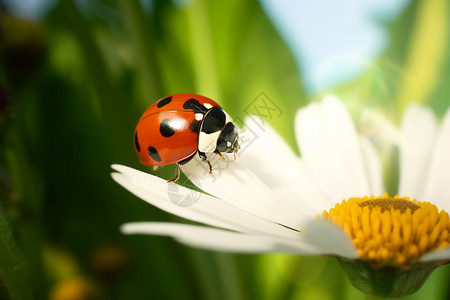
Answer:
[393, 0, 449, 111]
[0, 205, 34, 300]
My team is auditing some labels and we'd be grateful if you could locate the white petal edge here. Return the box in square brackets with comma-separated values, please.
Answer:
[419, 246, 450, 263]
[360, 108, 402, 149]
[422, 107, 450, 211]
[111, 164, 300, 239]
[121, 222, 321, 254]
[295, 95, 371, 205]
[398, 104, 438, 200]
[180, 153, 311, 231]
[302, 219, 359, 259]
[359, 137, 384, 196]
[238, 115, 331, 217]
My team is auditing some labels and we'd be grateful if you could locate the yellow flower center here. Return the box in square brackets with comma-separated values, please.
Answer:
[322, 194, 450, 266]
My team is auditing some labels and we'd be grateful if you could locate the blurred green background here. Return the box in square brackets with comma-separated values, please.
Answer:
[1, 0, 450, 299]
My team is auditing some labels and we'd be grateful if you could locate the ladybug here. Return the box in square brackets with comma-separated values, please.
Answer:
[134, 93, 240, 182]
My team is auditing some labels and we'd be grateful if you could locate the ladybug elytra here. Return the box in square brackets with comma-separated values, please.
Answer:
[134, 93, 240, 182]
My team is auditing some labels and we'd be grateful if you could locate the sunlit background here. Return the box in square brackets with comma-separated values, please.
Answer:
[1, 0, 450, 299]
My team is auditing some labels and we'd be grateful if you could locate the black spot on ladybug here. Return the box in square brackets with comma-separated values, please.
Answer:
[183, 99, 208, 114]
[134, 131, 141, 152]
[201, 108, 226, 134]
[157, 96, 172, 108]
[189, 120, 201, 133]
[148, 146, 162, 162]
[160, 119, 176, 137]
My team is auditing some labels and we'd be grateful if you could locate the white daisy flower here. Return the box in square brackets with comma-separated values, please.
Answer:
[112, 95, 450, 298]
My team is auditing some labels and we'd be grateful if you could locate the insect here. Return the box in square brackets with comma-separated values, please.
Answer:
[134, 93, 240, 182]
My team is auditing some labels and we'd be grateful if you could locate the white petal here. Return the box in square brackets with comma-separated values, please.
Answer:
[302, 220, 358, 258]
[239, 116, 331, 217]
[359, 137, 384, 196]
[121, 222, 320, 254]
[419, 246, 450, 263]
[359, 108, 402, 149]
[111, 164, 299, 239]
[398, 105, 438, 200]
[295, 95, 371, 204]
[422, 107, 450, 211]
[180, 151, 310, 231]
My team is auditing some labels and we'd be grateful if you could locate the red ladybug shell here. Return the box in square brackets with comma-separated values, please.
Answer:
[134, 93, 221, 166]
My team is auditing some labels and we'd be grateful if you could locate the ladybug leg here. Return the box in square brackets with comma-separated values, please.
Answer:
[167, 163, 180, 183]
[206, 160, 213, 174]
[214, 150, 225, 160]
[198, 151, 213, 174]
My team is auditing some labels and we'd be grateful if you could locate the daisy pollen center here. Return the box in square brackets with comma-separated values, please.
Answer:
[359, 197, 420, 213]
[322, 193, 450, 266]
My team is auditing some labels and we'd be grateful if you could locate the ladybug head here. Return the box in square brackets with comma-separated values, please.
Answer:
[198, 107, 240, 156]
[216, 122, 240, 154]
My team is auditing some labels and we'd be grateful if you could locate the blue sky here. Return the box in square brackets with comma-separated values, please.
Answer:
[259, 0, 411, 92]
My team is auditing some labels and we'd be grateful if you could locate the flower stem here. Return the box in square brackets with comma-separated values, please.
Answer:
[0, 204, 33, 300]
